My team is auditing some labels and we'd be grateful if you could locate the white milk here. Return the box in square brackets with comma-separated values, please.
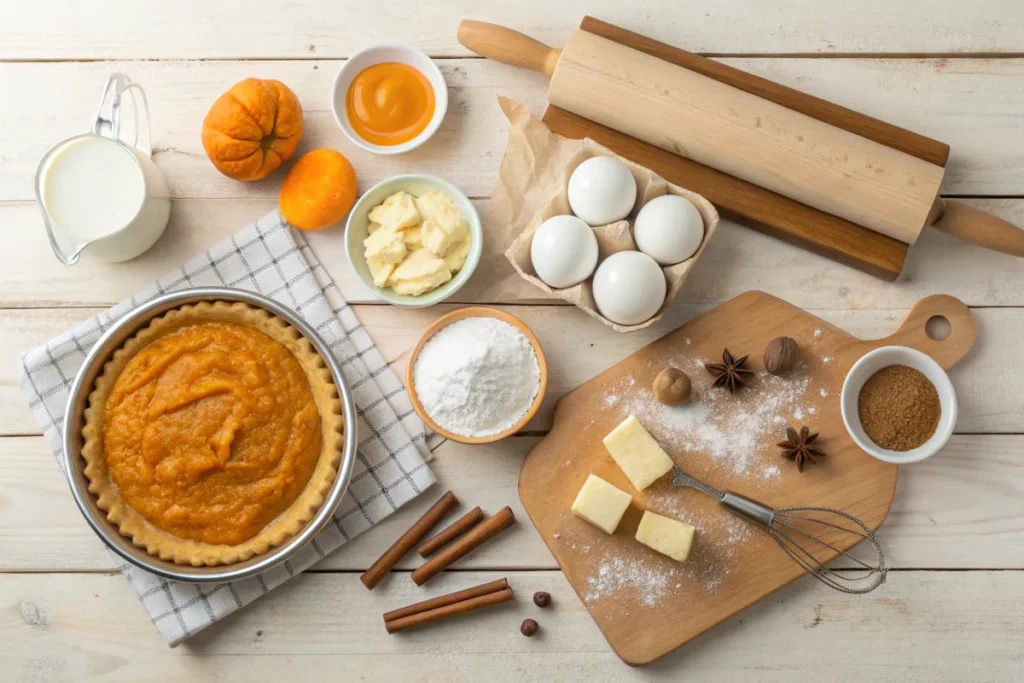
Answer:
[41, 136, 146, 241]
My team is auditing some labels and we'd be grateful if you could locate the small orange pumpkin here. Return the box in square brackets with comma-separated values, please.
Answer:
[201, 78, 303, 181]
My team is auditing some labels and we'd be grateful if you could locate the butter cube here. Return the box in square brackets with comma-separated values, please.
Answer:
[388, 247, 452, 296]
[364, 227, 408, 265]
[415, 191, 467, 229]
[421, 218, 460, 256]
[635, 511, 696, 562]
[602, 415, 674, 490]
[571, 474, 632, 534]
[367, 258, 396, 287]
[417, 191, 469, 255]
[402, 225, 424, 250]
[442, 235, 472, 273]
[368, 191, 421, 230]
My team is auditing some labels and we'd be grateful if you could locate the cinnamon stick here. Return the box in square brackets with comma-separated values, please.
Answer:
[411, 506, 516, 586]
[383, 578, 509, 622]
[385, 587, 514, 634]
[360, 490, 459, 589]
[417, 506, 485, 558]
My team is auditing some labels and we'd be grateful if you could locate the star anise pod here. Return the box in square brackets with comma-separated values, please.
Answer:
[705, 348, 754, 393]
[778, 426, 827, 472]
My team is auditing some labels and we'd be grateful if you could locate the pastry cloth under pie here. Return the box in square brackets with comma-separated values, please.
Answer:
[19, 211, 435, 646]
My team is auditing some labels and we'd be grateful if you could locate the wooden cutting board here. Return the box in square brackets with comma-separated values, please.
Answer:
[518, 292, 976, 665]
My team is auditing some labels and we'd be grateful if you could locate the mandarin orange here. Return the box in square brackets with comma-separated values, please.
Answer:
[279, 149, 358, 231]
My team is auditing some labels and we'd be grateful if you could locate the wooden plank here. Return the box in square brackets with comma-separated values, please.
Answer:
[0, 59, 549, 202]
[360, 304, 1024, 435]
[1, 308, 100, 435]
[3, 305, 1022, 436]
[2, 433, 1022, 572]
[2, 570, 1022, 680]
[3, 198, 1024, 310]
[0, 436, 534, 572]
[3, 58, 1024, 203]
[4, 0, 1024, 59]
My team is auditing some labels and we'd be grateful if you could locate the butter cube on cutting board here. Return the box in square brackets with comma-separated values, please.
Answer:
[635, 511, 696, 562]
[603, 415, 674, 490]
[571, 474, 632, 534]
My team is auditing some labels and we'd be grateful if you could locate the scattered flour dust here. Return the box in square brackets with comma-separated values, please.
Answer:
[583, 551, 732, 609]
[813, 328, 823, 339]
[613, 357, 812, 479]
[585, 556, 676, 608]
[581, 521, 737, 609]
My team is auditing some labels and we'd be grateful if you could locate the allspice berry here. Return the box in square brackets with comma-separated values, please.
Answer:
[521, 618, 539, 637]
[652, 367, 691, 405]
[533, 591, 551, 608]
[764, 336, 799, 375]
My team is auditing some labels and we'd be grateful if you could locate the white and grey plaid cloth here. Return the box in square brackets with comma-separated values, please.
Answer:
[18, 210, 436, 646]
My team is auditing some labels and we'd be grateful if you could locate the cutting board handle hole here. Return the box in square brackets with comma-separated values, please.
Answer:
[926, 315, 951, 341]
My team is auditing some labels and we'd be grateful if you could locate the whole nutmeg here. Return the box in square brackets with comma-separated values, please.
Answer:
[764, 336, 799, 375]
[521, 618, 539, 637]
[652, 367, 691, 405]
[533, 591, 551, 608]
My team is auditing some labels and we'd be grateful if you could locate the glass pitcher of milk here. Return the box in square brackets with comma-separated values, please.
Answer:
[34, 74, 171, 264]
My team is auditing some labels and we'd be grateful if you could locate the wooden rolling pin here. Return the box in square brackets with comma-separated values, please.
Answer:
[459, 19, 1024, 268]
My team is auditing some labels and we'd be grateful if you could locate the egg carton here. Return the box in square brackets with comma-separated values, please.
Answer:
[505, 139, 720, 332]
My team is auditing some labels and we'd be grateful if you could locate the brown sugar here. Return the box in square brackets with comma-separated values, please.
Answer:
[858, 365, 940, 451]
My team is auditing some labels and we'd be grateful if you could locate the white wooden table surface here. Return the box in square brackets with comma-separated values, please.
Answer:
[3, 2, 1024, 680]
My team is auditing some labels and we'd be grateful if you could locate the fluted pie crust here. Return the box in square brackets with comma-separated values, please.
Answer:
[81, 301, 344, 567]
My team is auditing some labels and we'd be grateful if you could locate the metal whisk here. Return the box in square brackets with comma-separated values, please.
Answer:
[671, 467, 887, 594]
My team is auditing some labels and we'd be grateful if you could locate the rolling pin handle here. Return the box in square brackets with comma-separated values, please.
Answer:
[930, 198, 1024, 257]
[457, 20, 562, 77]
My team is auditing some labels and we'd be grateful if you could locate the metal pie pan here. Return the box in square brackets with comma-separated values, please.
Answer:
[62, 287, 358, 583]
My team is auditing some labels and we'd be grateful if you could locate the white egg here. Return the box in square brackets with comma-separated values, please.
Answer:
[633, 195, 705, 265]
[530, 215, 599, 288]
[592, 251, 667, 325]
[567, 156, 638, 226]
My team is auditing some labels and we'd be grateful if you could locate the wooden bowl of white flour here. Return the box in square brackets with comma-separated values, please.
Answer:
[406, 307, 548, 444]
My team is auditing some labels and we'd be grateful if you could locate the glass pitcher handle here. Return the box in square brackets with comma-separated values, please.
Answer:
[91, 73, 153, 156]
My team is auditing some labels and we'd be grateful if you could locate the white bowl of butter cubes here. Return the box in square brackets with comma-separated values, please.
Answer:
[346, 174, 483, 307]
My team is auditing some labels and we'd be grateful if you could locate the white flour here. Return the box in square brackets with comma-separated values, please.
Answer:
[614, 357, 812, 478]
[413, 317, 540, 437]
[585, 555, 676, 608]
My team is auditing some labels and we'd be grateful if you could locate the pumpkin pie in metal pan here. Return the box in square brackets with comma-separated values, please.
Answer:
[80, 300, 345, 567]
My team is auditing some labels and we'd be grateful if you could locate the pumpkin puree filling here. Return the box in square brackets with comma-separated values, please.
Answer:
[102, 322, 322, 546]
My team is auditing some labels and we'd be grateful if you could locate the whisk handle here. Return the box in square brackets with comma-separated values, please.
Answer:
[721, 492, 775, 527]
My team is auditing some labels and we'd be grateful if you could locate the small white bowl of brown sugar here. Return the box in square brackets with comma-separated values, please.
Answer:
[840, 346, 957, 464]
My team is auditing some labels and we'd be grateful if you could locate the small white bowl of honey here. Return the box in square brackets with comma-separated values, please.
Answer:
[331, 44, 448, 155]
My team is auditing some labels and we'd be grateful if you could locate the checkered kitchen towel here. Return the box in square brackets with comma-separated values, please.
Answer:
[19, 210, 436, 646]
